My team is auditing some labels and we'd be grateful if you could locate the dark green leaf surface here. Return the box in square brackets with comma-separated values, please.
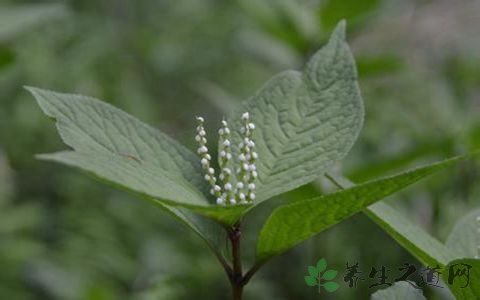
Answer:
[256, 155, 467, 262]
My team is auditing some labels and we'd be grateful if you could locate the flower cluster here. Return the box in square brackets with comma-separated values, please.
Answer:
[195, 113, 258, 205]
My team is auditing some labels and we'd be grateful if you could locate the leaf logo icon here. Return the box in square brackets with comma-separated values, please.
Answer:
[304, 258, 339, 293]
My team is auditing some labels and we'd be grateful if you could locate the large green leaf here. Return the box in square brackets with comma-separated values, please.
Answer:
[371, 281, 426, 300]
[28, 87, 253, 224]
[228, 21, 363, 204]
[446, 208, 480, 259]
[256, 155, 467, 262]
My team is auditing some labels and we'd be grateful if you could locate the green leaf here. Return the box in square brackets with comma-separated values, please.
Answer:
[304, 276, 317, 286]
[256, 154, 468, 262]
[38, 151, 208, 206]
[229, 21, 363, 204]
[308, 266, 318, 277]
[327, 172, 458, 269]
[443, 258, 480, 299]
[371, 281, 426, 300]
[445, 209, 480, 259]
[27, 87, 253, 225]
[322, 270, 337, 280]
[323, 281, 339, 292]
[317, 258, 327, 273]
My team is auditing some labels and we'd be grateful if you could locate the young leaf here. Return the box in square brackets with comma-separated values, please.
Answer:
[445, 208, 480, 259]
[255, 154, 468, 262]
[371, 281, 426, 300]
[322, 270, 337, 280]
[442, 258, 480, 299]
[304, 276, 317, 286]
[317, 258, 327, 273]
[323, 281, 339, 292]
[228, 21, 363, 204]
[308, 266, 318, 277]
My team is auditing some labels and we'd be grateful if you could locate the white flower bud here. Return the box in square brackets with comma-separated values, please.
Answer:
[236, 182, 244, 189]
[223, 168, 231, 175]
[248, 123, 255, 130]
[199, 129, 206, 136]
[249, 193, 256, 200]
[195, 135, 201, 142]
[240, 127, 246, 134]
[243, 163, 249, 171]
[214, 185, 221, 192]
[205, 154, 211, 160]
[221, 120, 228, 127]
[239, 193, 246, 200]
[208, 167, 215, 174]
[204, 174, 210, 181]
[196, 116, 204, 122]
[226, 153, 232, 160]
[224, 183, 232, 191]
[201, 158, 208, 166]
[248, 141, 255, 148]
[218, 128, 224, 135]
[239, 154, 246, 161]
[252, 171, 258, 178]
[224, 128, 230, 134]
[248, 183, 255, 190]
[216, 198, 224, 205]
[242, 112, 249, 120]
[223, 140, 230, 147]
[249, 164, 256, 171]
[229, 198, 237, 205]
[252, 152, 258, 159]
[219, 173, 225, 180]
[220, 150, 226, 157]
[197, 146, 208, 154]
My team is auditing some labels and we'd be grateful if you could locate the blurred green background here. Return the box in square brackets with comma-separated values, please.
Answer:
[1, 0, 480, 299]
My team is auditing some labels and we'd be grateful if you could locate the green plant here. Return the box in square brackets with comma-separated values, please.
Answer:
[28, 21, 479, 299]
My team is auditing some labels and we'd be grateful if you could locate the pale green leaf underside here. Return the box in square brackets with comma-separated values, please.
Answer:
[256, 155, 467, 262]
[371, 281, 426, 300]
[27, 86, 249, 224]
[445, 208, 480, 259]
[228, 20, 363, 203]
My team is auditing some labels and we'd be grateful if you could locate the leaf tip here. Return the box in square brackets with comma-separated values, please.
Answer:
[332, 20, 347, 40]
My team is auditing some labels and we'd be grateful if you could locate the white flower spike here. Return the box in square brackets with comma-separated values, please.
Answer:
[195, 113, 257, 206]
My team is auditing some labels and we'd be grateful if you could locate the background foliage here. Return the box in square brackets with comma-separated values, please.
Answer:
[1, 0, 480, 299]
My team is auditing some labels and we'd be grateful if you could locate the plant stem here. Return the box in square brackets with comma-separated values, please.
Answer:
[229, 222, 244, 300]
